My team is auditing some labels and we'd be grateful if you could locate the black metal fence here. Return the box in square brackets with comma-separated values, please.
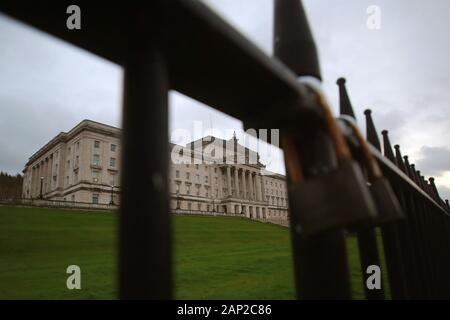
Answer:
[1, 0, 449, 299]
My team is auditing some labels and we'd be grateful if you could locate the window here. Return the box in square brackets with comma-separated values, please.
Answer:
[75, 155, 79, 166]
[176, 170, 180, 178]
[197, 203, 201, 210]
[74, 171, 78, 183]
[93, 154, 100, 166]
[92, 170, 100, 183]
[110, 157, 116, 167]
[186, 172, 190, 180]
[76, 141, 80, 150]
[66, 175, 69, 185]
[92, 193, 99, 204]
[196, 174, 200, 182]
[94, 140, 100, 148]
[71, 194, 75, 202]
[110, 173, 116, 186]
[188, 202, 192, 210]
[205, 176, 208, 183]
[111, 144, 117, 152]
[195, 164, 199, 170]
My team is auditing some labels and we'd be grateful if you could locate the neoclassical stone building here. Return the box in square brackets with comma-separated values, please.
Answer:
[22, 120, 121, 204]
[169, 135, 289, 220]
[22, 120, 289, 221]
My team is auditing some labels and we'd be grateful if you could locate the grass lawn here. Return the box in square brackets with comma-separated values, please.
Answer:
[0, 206, 388, 299]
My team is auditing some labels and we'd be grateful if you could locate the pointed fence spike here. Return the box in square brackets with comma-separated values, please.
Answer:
[403, 156, 413, 179]
[274, 0, 321, 79]
[428, 177, 441, 202]
[336, 77, 356, 119]
[394, 145, 406, 173]
[364, 109, 381, 151]
[381, 130, 396, 163]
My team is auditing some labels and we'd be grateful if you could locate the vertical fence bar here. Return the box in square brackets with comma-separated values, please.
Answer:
[119, 15, 171, 299]
[379, 130, 410, 299]
[275, 0, 351, 299]
[336, 84, 384, 300]
[364, 109, 406, 299]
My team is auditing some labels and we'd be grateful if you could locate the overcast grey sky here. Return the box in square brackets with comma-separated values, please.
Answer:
[0, 0, 449, 199]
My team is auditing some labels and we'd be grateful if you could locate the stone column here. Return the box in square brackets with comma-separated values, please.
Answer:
[45, 158, 50, 193]
[226, 166, 232, 197]
[35, 165, 40, 197]
[242, 169, 247, 199]
[249, 172, 254, 200]
[38, 162, 43, 196]
[234, 167, 240, 198]
[256, 174, 262, 201]
[261, 175, 266, 202]
[49, 155, 54, 191]
[31, 167, 36, 197]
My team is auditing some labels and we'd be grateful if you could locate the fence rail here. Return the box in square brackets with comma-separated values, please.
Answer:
[1, 0, 449, 300]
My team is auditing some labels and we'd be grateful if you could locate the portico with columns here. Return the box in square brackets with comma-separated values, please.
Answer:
[217, 163, 267, 218]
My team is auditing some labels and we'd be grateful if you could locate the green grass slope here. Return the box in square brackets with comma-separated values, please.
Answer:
[0, 206, 384, 299]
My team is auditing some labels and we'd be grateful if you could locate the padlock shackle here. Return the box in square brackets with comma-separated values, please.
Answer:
[314, 90, 352, 162]
[281, 133, 304, 184]
[281, 84, 353, 185]
[339, 116, 383, 181]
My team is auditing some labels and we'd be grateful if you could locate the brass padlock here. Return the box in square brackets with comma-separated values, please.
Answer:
[339, 116, 404, 226]
[282, 90, 377, 237]
[289, 159, 377, 236]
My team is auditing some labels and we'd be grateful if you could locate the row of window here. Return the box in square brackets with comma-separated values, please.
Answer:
[265, 179, 285, 189]
[92, 154, 116, 167]
[94, 140, 117, 152]
[175, 170, 209, 183]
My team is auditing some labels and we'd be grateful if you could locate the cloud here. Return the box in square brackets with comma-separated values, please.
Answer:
[416, 146, 450, 177]
[1, 0, 450, 180]
[438, 186, 450, 201]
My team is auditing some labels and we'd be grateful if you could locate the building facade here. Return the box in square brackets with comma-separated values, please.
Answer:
[22, 120, 289, 221]
[22, 120, 121, 204]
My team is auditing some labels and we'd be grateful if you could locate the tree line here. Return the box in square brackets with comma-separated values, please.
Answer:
[0, 172, 23, 199]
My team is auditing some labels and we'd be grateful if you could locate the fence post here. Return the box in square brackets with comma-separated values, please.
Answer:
[335, 87, 384, 301]
[119, 11, 171, 299]
[275, 0, 351, 299]
[376, 129, 409, 299]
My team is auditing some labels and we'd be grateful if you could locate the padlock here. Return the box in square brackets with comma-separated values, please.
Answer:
[339, 116, 404, 226]
[283, 89, 377, 237]
[289, 159, 378, 236]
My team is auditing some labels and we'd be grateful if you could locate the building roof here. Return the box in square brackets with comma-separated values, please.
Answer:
[25, 119, 121, 167]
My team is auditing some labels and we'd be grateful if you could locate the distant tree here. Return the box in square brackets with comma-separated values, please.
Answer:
[0, 172, 23, 199]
